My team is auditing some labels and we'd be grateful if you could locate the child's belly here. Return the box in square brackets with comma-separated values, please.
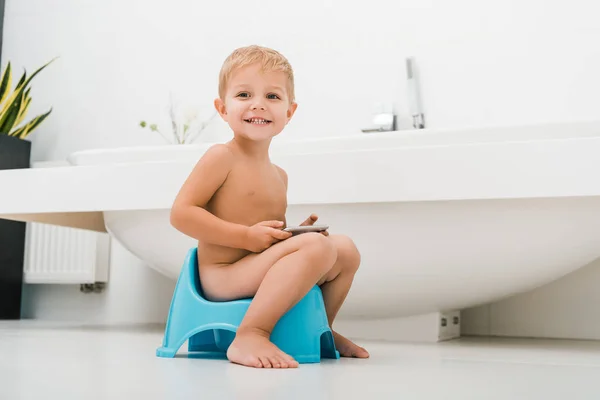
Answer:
[199, 196, 287, 266]
[197, 240, 252, 267]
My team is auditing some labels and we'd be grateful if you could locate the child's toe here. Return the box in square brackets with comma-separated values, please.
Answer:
[354, 346, 370, 358]
[272, 356, 284, 368]
[268, 356, 281, 368]
[259, 356, 272, 368]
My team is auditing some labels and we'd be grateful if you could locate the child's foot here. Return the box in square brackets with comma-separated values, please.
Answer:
[227, 328, 299, 368]
[333, 331, 370, 358]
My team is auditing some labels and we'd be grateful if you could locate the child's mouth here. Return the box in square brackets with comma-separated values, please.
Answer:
[244, 118, 272, 125]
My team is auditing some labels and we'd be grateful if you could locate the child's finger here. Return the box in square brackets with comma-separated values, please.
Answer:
[300, 214, 318, 226]
[262, 220, 285, 228]
[271, 229, 292, 240]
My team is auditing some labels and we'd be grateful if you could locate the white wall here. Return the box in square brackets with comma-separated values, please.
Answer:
[5, 0, 600, 162]
[5, 0, 600, 334]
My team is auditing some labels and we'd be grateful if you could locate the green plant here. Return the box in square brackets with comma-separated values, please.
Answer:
[139, 94, 216, 144]
[0, 57, 56, 138]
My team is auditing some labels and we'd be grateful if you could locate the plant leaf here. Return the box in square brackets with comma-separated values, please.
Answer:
[21, 57, 57, 91]
[0, 57, 56, 120]
[15, 69, 26, 90]
[0, 88, 24, 135]
[13, 88, 33, 128]
[0, 58, 56, 137]
[15, 108, 52, 138]
[9, 124, 28, 138]
[13, 96, 31, 128]
[0, 62, 12, 107]
[0, 80, 26, 118]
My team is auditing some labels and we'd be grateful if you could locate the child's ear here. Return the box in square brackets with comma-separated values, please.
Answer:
[214, 98, 228, 121]
[286, 102, 298, 123]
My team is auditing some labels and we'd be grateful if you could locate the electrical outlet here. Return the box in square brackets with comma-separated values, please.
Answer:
[438, 310, 461, 341]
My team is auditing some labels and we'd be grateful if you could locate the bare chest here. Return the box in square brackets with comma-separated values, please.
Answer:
[209, 164, 287, 224]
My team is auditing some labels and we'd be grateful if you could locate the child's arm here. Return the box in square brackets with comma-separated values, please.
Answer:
[170, 144, 250, 249]
[274, 165, 288, 227]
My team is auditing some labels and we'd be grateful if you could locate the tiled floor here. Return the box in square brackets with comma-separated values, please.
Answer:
[1, 321, 600, 399]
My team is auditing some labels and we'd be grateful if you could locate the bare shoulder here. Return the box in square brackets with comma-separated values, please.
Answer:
[189, 142, 237, 188]
[273, 164, 288, 187]
[172, 144, 236, 209]
[189, 143, 237, 179]
[200, 143, 235, 165]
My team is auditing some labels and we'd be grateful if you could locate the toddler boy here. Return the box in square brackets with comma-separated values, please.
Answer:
[170, 45, 369, 368]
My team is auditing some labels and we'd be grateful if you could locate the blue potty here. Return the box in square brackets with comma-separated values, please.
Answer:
[156, 248, 340, 363]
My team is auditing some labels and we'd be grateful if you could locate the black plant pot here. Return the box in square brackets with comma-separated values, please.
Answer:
[0, 135, 31, 319]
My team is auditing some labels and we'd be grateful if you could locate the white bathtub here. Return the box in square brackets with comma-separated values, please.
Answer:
[67, 121, 600, 319]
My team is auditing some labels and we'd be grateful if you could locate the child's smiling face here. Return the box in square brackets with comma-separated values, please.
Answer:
[214, 63, 297, 142]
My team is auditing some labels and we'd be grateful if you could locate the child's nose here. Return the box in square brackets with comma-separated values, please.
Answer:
[250, 101, 266, 111]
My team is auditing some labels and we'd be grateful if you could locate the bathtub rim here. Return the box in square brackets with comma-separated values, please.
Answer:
[66, 119, 600, 166]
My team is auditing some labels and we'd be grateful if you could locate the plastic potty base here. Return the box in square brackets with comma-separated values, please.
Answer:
[156, 330, 340, 363]
[156, 330, 340, 364]
[155, 248, 340, 364]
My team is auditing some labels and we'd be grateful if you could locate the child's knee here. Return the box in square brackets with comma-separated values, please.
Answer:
[298, 232, 337, 267]
[335, 235, 361, 273]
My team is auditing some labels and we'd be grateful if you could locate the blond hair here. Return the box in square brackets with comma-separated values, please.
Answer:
[218, 45, 295, 102]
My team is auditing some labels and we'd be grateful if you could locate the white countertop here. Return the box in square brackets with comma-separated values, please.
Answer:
[2, 136, 600, 232]
[0, 162, 190, 232]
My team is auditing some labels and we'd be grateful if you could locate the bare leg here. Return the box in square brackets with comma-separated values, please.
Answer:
[200, 233, 337, 368]
[317, 235, 370, 358]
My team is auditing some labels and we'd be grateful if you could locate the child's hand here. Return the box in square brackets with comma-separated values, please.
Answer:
[245, 220, 292, 252]
[300, 213, 329, 236]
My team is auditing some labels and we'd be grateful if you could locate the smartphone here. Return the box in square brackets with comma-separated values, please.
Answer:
[283, 225, 329, 235]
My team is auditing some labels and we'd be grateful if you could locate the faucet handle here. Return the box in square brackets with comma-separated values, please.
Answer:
[373, 112, 394, 127]
[361, 113, 396, 133]
[361, 102, 396, 133]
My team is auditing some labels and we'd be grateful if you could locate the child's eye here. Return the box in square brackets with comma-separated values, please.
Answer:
[267, 93, 280, 100]
[236, 92, 250, 98]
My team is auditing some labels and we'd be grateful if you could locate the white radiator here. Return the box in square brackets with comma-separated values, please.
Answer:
[23, 222, 110, 284]
[21, 160, 111, 285]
